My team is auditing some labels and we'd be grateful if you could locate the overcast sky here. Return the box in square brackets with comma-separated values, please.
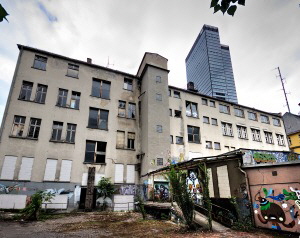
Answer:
[0, 0, 299, 124]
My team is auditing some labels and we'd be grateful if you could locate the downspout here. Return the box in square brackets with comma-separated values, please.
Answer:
[238, 159, 255, 226]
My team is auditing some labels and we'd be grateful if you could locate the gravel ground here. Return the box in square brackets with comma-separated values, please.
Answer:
[0, 212, 297, 238]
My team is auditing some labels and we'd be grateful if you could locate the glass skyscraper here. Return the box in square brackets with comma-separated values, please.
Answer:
[185, 25, 238, 103]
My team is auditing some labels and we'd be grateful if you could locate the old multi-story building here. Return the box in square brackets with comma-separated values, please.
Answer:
[283, 112, 300, 153]
[0, 45, 289, 210]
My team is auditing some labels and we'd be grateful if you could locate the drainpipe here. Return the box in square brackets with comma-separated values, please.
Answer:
[238, 160, 255, 226]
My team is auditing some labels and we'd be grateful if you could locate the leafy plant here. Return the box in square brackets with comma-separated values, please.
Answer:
[135, 195, 147, 220]
[21, 191, 54, 220]
[210, 0, 245, 16]
[230, 196, 253, 231]
[166, 166, 196, 230]
[96, 177, 115, 199]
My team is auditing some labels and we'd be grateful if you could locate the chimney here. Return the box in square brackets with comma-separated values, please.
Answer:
[187, 82, 198, 92]
[87, 58, 92, 64]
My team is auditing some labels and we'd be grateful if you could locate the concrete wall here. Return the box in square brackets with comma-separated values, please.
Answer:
[246, 165, 300, 233]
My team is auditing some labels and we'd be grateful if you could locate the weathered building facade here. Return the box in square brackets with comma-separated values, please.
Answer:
[0, 45, 289, 210]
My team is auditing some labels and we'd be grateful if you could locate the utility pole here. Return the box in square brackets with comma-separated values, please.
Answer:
[277, 67, 291, 113]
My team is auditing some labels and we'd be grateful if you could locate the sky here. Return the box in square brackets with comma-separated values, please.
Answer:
[0, 0, 299, 124]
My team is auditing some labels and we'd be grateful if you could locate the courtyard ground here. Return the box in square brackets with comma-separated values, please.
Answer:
[0, 212, 298, 238]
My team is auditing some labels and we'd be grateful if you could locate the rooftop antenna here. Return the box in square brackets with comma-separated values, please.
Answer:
[276, 67, 291, 113]
[106, 56, 114, 68]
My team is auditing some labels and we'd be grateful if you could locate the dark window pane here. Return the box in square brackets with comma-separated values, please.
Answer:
[92, 80, 101, 97]
[85, 152, 94, 163]
[97, 142, 106, 152]
[96, 154, 105, 163]
[101, 82, 110, 99]
[88, 109, 98, 128]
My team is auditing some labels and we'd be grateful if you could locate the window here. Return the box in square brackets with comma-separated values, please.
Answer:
[202, 98, 208, 105]
[157, 158, 163, 166]
[288, 137, 292, 145]
[156, 76, 161, 83]
[43, 159, 57, 181]
[261, 115, 269, 124]
[35, 84, 47, 103]
[84, 141, 107, 163]
[59, 160, 72, 182]
[128, 132, 135, 149]
[234, 108, 244, 118]
[57, 89, 68, 107]
[186, 101, 198, 117]
[11, 116, 25, 136]
[33, 55, 47, 70]
[67, 63, 79, 78]
[0, 156, 17, 180]
[210, 100, 216, 107]
[237, 125, 247, 139]
[176, 136, 184, 144]
[19, 81, 33, 101]
[70, 91, 80, 109]
[170, 135, 173, 144]
[156, 93, 162, 101]
[219, 104, 230, 114]
[174, 91, 180, 98]
[92, 79, 111, 99]
[187, 126, 200, 143]
[206, 141, 212, 149]
[221, 122, 233, 136]
[174, 110, 181, 118]
[264, 131, 273, 144]
[169, 109, 172, 116]
[126, 164, 135, 184]
[124, 78, 133, 91]
[156, 125, 162, 133]
[18, 157, 34, 181]
[168, 89, 171, 97]
[27, 118, 41, 139]
[118, 100, 126, 117]
[116, 131, 125, 149]
[251, 128, 261, 142]
[115, 164, 124, 183]
[273, 118, 281, 127]
[203, 116, 210, 124]
[51, 121, 63, 141]
[211, 118, 218, 126]
[214, 142, 221, 150]
[88, 108, 109, 130]
[128, 103, 136, 119]
[276, 134, 285, 146]
[248, 111, 257, 121]
[66, 124, 76, 143]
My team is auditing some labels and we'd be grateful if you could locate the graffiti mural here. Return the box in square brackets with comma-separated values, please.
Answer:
[154, 182, 169, 201]
[253, 187, 300, 231]
[119, 185, 136, 195]
[243, 150, 300, 166]
[186, 170, 202, 204]
[44, 188, 74, 198]
[0, 184, 20, 194]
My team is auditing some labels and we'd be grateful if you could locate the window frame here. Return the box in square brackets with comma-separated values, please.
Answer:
[219, 104, 230, 114]
[33, 55, 47, 71]
[91, 78, 111, 99]
[261, 114, 270, 124]
[70, 91, 81, 109]
[174, 110, 182, 118]
[209, 100, 216, 107]
[276, 134, 285, 146]
[221, 122, 233, 137]
[19, 81, 33, 101]
[187, 125, 200, 143]
[206, 141, 212, 149]
[214, 142, 221, 150]
[128, 103, 136, 119]
[273, 118, 281, 127]
[176, 136, 184, 145]
[88, 107, 109, 130]
[203, 116, 210, 124]
[84, 140, 107, 164]
[211, 118, 218, 126]
[27, 118, 41, 139]
[173, 91, 180, 99]
[51, 121, 63, 141]
[34, 84, 48, 104]
[127, 132, 135, 149]
[234, 108, 245, 118]
[57, 89, 68, 107]
[66, 63, 79, 78]
[11, 115, 26, 137]
[157, 158, 163, 166]
[237, 125, 248, 139]
[202, 98, 208, 105]
[251, 128, 261, 142]
[248, 111, 257, 121]
[264, 131, 274, 144]
[124, 78, 133, 91]
[186, 101, 198, 118]
[118, 100, 126, 117]
[66, 123, 76, 143]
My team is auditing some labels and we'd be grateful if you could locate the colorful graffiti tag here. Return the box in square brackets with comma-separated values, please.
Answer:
[0, 184, 20, 194]
[253, 187, 300, 231]
[154, 182, 169, 201]
[243, 150, 300, 166]
[186, 170, 202, 204]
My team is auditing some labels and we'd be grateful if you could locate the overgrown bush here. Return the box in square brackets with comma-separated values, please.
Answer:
[97, 177, 114, 199]
[21, 191, 54, 220]
[166, 166, 196, 230]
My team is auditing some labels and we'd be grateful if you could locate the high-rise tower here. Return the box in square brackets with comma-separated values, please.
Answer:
[185, 25, 238, 103]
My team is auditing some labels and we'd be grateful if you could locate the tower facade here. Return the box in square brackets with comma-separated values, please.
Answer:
[185, 25, 238, 103]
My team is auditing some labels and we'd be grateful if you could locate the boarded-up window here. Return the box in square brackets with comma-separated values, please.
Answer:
[126, 165, 135, 184]
[115, 164, 124, 183]
[0, 156, 17, 180]
[44, 159, 57, 181]
[207, 168, 214, 197]
[116, 131, 125, 149]
[59, 160, 72, 181]
[217, 165, 231, 198]
[18, 157, 34, 180]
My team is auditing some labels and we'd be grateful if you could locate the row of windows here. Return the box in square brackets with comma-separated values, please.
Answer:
[168, 89, 281, 126]
[221, 122, 285, 145]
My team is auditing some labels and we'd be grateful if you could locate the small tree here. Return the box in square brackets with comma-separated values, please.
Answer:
[166, 166, 196, 230]
[97, 177, 114, 199]
[21, 191, 54, 220]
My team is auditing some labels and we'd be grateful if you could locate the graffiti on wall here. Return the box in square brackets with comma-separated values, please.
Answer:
[243, 150, 300, 166]
[44, 188, 74, 199]
[154, 182, 169, 201]
[119, 185, 136, 195]
[253, 187, 300, 230]
[186, 170, 202, 205]
[0, 184, 20, 194]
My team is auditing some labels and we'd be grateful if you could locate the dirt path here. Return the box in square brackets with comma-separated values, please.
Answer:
[0, 212, 297, 238]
